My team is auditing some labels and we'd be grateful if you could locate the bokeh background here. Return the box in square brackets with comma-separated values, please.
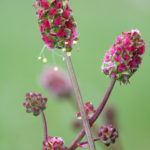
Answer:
[0, 0, 150, 149]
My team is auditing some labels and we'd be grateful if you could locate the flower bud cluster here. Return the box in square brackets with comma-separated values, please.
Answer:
[23, 92, 47, 116]
[97, 125, 118, 146]
[40, 66, 73, 99]
[33, 0, 78, 51]
[102, 30, 145, 83]
[43, 136, 68, 150]
[76, 102, 96, 119]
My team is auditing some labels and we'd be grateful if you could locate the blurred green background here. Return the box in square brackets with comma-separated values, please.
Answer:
[0, 0, 150, 149]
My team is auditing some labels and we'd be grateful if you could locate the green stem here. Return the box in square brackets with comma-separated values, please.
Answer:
[64, 53, 96, 150]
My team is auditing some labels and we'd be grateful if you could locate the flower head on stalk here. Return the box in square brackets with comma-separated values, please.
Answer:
[98, 125, 119, 147]
[102, 30, 145, 84]
[76, 102, 96, 120]
[23, 92, 47, 116]
[42, 136, 68, 150]
[33, 0, 78, 52]
[40, 66, 73, 99]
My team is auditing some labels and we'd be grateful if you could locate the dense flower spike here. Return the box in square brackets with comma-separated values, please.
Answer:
[40, 66, 73, 98]
[97, 125, 118, 146]
[102, 30, 145, 83]
[42, 136, 68, 150]
[33, 0, 78, 51]
[23, 92, 47, 116]
[76, 102, 96, 119]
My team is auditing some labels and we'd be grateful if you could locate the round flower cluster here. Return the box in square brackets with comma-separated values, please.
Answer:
[76, 102, 96, 119]
[40, 66, 73, 99]
[97, 125, 118, 146]
[23, 92, 47, 116]
[33, 0, 78, 51]
[102, 30, 145, 83]
[43, 136, 68, 150]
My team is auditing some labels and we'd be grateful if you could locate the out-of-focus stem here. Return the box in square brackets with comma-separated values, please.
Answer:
[69, 78, 116, 150]
[64, 53, 96, 150]
[41, 111, 48, 140]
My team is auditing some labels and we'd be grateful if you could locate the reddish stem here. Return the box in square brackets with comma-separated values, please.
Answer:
[68, 78, 116, 150]
[78, 138, 101, 149]
[41, 111, 48, 140]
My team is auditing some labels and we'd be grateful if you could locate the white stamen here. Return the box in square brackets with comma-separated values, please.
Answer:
[43, 58, 48, 63]
[67, 52, 72, 56]
[38, 56, 42, 60]
[65, 42, 69, 45]
[73, 40, 78, 45]
[54, 66, 58, 71]
[40, 45, 47, 56]
[62, 48, 66, 52]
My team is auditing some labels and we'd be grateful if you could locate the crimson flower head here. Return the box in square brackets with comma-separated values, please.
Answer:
[40, 66, 73, 99]
[42, 136, 68, 150]
[23, 92, 47, 116]
[76, 102, 96, 120]
[98, 125, 118, 147]
[33, 0, 78, 52]
[102, 30, 145, 83]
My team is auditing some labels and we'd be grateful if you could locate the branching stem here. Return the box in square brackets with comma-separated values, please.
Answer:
[69, 78, 116, 150]
[64, 53, 96, 150]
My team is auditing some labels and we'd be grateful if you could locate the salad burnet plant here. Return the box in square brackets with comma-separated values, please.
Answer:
[23, 0, 146, 149]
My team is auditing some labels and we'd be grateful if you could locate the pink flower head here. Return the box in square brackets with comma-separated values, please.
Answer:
[41, 0, 50, 9]
[43, 136, 68, 150]
[76, 102, 96, 120]
[49, 8, 58, 17]
[39, 10, 44, 19]
[40, 66, 73, 99]
[97, 125, 118, 147]
[102, 30, 145, 83]
[43, 19, 50, 28]
[33, 0, 78, 52]
[104, 53, 110, 62]
[55, 1, 62, 9]
[53, 16, 62, 26]
[23, 92, 47, 116]
[63, 10, 70, 19]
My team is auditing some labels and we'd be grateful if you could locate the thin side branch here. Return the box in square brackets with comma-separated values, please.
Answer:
[69, 78, 116, 150]
[41, 111, 48, 140]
